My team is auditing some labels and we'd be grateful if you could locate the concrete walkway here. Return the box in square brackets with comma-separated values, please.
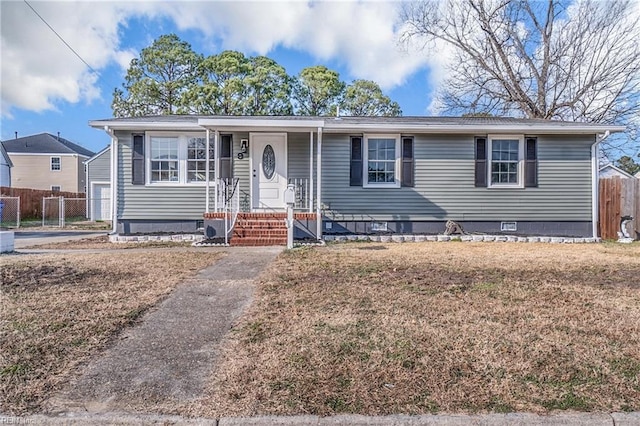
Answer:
[44, 246, 283, 416]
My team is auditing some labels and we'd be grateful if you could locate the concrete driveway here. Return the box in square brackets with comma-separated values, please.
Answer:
[13, 230, 107, 249]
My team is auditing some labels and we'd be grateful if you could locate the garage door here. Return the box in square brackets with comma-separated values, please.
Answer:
[92, 183, 111, 221]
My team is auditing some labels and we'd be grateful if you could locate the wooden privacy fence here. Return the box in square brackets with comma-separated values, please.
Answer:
[599, 177, 640, 240]
[0, 186, 85, 220]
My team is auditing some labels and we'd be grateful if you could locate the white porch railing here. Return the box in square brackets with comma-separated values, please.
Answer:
[288, 178, 310, 211]
[212, 178, 240, 245]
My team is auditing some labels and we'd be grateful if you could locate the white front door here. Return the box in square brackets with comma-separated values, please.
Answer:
[251, 133, 287, 210]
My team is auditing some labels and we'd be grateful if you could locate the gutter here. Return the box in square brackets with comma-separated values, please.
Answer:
[592, 130, 610, 239]
[104, 126, 118, 235]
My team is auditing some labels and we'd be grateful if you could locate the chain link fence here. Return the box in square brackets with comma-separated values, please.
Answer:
[0, 196, 20, 228]
[64, 197, 87, 224]
[42, 196, 62, 227]
[42, 196, 87, 227]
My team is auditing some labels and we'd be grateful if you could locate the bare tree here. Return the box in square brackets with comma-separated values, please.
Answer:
[401, 0, 640, 156]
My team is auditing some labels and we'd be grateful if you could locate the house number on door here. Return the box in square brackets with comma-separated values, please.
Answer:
[262, 144, 276, 179]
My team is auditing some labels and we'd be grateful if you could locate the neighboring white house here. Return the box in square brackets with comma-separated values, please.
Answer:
[85, 146, 112, 221]
[0, 143, 12, 187]
[599, 164, 635, 179]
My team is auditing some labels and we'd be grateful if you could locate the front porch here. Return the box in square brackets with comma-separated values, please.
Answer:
[199, 119, 325, 246]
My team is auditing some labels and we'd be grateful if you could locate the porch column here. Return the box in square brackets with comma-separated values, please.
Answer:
[214, 130, 220, 212]
[309, 131, 314, 213]
[205, 128, 210, 213]
[316, 127, 322, 240]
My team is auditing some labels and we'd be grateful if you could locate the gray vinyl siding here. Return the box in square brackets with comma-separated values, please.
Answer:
[87, 148, 110, 182]
[322, 134, 593, 221]
[231, 132, 250, 209]
[287, 132, 317, 210]
[86, 148, 111, 211]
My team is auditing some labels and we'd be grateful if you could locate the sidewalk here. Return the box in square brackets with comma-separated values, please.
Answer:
[13, 411, 640, 425]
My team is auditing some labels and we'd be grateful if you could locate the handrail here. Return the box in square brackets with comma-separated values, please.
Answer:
[287, 178, 310, 210]
[218, 178, 240, 245]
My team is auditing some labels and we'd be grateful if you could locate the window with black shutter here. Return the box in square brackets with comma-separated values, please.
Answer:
[350, 136, 363, 186]
[525, 137, 538, 187]
[401, 136, 414, 187]
[220, 134, 232, 179]
[474, 136, 487, 187]
[132, 134, 145, 185]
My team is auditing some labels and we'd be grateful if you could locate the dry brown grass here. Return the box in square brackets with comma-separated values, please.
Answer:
[0, 250, 224, 415]
[197, 242, 640, 416]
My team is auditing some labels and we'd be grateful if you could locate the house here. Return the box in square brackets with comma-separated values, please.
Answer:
[599, 164, 636, 179]
[88, 115, 624, 244]
[85, 146, 111, 221]
[1, 133, 94, 193]
[0, 142, 12, 187]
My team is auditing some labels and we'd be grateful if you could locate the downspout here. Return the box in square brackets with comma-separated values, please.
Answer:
[105, 126, 118, 235]
[205, 128, 210, 213]
[592, 130, 610, 239]
[316, 127, 323, 240]
[214, 130, 220, 212]
[309, 131, 314, 213]
[84, 157, 89, 221]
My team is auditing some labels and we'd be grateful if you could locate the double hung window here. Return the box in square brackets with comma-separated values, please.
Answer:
[363, 134, 401, 188]
[150, 137, 179, 182]
[187, 137, 215, 182]
[487, 135, 524, 188]
[51, 156, 61, 171]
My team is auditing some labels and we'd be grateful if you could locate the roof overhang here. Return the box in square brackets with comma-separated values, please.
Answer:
[89, 118, 626, 135]
[89, 121, 203, 131]
[322, 122, 627, 134]
[198, 118, 325, 132]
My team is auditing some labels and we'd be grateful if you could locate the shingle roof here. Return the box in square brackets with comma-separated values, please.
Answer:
[1, 133, 94, 157]
[89, 114, 624, 132]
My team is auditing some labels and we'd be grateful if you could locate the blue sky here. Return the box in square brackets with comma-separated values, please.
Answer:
[0, 1, 437, 154]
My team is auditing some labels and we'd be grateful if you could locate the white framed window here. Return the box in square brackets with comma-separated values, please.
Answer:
[146, 132, 215, 185]
[187, 136, 215, 182]
[363, 134, 401, 188]
[150, 136, 179, 182]
[51, 185, 61, 192]
[51, 156, 61, 171]
[488, 135, 524, 188]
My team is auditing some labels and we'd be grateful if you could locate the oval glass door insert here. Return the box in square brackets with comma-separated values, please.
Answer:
[262, 144, 276, 179]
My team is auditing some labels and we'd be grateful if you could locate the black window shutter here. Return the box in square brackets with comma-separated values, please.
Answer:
[474, 136, 487, 187]
[350, 136, 363, 186]
[525, 137, 538, 187]
[401, 136, 414, 187]
[132, 134, 145, 185]
[220, 134, 233, 179]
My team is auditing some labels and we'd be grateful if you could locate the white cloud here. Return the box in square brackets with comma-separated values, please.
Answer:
[0, 0, 139, 115]
[1, 0, 435, 116]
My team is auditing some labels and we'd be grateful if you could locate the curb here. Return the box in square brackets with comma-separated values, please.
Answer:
[9, 412, 640, 425]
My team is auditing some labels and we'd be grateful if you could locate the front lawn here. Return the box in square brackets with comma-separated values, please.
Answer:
[0, 249, 224, 415]
[198, 242, 640, 416]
